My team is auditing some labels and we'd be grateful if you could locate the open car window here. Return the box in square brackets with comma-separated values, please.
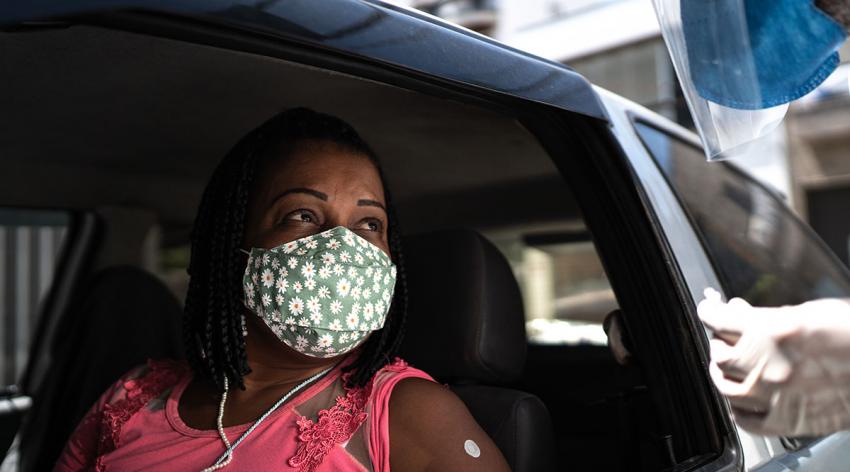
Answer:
[485, 229, 616, 346]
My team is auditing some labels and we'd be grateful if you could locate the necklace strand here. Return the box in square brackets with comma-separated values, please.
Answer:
[200, 365, 336, 472]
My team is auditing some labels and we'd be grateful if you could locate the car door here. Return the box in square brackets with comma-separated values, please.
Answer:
[605, 89, 850, 471]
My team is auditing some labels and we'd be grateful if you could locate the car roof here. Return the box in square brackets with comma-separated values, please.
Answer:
[2, 0, 608, 122]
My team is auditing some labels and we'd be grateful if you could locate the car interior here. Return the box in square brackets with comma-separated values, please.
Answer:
[2, 22, 716, 472]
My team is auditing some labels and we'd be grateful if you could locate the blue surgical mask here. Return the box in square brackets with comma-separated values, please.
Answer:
[682, 0, 847, 110]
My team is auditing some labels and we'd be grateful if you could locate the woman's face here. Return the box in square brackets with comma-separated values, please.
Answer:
[243, 140, 390, 256]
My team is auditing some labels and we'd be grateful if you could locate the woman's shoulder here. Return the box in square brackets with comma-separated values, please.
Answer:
[102, 358, 188, 406]
[55, 359, 189, 471]
[368, 358, 432, 391]
[379, 361, 510, 471]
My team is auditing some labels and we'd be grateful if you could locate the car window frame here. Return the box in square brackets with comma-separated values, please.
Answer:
[630, 117, 850, 305]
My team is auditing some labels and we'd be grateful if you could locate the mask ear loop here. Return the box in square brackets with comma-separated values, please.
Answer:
[238, 248, 251, 255]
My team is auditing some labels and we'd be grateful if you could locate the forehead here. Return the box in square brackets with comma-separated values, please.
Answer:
[256, 141, 384, 199]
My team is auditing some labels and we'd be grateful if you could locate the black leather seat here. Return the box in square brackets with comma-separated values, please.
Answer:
[20, 265, 184, 472]
[400, 229, 557, 472]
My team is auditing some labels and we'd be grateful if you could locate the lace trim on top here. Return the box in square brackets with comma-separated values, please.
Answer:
[288, 358, 408, 472]
[95, 359, 186, 470]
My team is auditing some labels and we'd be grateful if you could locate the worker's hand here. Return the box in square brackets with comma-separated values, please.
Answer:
[698, 288, 850, 436]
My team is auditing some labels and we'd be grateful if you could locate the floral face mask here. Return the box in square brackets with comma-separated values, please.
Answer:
[242, 226, 397, 358]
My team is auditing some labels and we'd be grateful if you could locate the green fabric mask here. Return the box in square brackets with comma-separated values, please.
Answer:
[242, 226, 397, 358]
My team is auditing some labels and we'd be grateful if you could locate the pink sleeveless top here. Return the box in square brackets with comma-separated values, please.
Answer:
[55, 358, 433, 472]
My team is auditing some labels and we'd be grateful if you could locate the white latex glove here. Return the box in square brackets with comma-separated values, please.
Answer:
[698, 288, 850, 436]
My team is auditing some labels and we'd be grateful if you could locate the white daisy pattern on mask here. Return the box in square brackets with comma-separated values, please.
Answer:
[318, 333, 334, 349]
[304, 278, 316, 291]
[275, 278, 288, 293]
[301, 262, 315, 279]
[306, 296, 321, 314]
[242, 227, 396, 357]
[288, 297, 304, 315]
[336, 279, 351, 297]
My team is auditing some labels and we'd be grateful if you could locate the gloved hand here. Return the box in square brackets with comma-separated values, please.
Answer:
[698, 288, 850, 436]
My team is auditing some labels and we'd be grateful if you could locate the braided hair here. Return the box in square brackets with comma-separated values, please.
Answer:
[183, 108, 407, 391]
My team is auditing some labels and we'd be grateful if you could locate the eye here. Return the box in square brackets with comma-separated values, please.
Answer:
[281, 209, 318, 225]
[355, 218, 384, 232]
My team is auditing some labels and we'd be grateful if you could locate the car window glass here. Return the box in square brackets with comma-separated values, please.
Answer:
[634, 122, 850, 306]
[0, 208, 70, 388]
[486, 230, 617, 345]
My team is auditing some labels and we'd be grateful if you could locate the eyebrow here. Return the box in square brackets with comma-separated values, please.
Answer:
[271, 188, 386, 213]
[271, 187, 328, 205]
[358, 199, 387, 213]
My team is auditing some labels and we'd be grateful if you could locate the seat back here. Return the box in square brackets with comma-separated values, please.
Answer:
[19, 265, 183, 471]
[400, 229, 556, 471]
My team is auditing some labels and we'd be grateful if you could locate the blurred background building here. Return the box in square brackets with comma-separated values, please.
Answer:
[389, 0, 850, 269]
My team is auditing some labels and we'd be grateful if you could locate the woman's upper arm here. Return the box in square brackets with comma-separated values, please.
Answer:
[388, 378, 510, 472]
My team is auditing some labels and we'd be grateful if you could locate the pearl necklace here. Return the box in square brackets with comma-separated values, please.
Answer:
[201, 365, 336, 471]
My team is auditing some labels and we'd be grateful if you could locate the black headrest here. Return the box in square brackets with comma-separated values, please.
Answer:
[399, 229, 527, 384]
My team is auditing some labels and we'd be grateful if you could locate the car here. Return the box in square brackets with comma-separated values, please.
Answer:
[2, 1, 850, 471]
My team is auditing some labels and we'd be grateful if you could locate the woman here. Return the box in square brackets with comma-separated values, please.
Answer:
[56, 108, 509, 471]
